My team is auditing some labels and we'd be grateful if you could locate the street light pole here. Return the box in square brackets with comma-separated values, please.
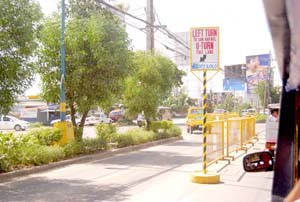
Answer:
[60, 0, 66, 121]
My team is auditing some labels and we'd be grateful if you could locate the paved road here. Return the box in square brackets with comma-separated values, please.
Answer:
[0, 123, 272, 202]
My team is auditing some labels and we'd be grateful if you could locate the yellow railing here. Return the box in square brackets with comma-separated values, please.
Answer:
[206, 120, 225, 166]
[203, 116, 256, 167]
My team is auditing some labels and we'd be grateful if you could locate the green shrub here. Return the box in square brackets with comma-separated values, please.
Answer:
[80, 138, 104, 154]
[166, 125, 182, 137]
[63, 138, 107, 157]
[28, 127, 62, 146]
[256, 114, 266, 123]
[63, 141, 82, 157]
[28, 122, 44, 129]
[96, 123, 117, 148]
[24, 145, 65, 166]
[149, 120, 173, 132]
[0, 133, 65, 171]
[116, 129, 155, 148]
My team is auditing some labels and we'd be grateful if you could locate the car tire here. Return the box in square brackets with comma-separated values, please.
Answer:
[14, 125, 21, 131]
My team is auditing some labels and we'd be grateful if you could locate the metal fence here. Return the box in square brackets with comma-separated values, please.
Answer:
[206, 120, 225, 166]
[201, 116, 257, 168]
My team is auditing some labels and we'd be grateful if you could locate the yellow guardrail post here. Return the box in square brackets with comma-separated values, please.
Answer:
[222, 121, 225, 158]
[226, 119, 229, 157]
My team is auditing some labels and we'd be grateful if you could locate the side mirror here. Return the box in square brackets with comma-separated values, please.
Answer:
[243, 151, 274, 172]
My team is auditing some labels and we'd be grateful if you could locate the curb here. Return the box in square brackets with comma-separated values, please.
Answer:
[0, 136, 183, 183]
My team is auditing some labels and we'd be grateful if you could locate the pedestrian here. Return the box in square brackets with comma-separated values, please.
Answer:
[268, 109, 279, 122]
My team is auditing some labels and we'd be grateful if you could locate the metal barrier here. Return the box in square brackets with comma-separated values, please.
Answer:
[206, 113, 224, 121]
[225, 116, 256, 158]
[226, 113, 239, 119]
[226, 118, 243, 157]
[207, 113, 239, 121]
[244, 116, 257, 142]
[202, 116, 256, 165]
[206, 120, 225, 166]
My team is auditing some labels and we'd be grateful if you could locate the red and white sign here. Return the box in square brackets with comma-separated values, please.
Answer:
[190, 27, 219, 71]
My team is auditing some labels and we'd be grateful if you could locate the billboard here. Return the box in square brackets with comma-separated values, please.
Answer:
[223, 79, 245, 91]
[190, 27, 219, 71]
[246, 54, 270, 93]
[224, 64, 246, 80]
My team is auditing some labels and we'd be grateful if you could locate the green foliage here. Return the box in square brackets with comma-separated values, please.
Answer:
[255, 81, 281, 107]
[62, 141, 82, 157]
[255, 81, 267, 107]
[124, 51, 185, 121]
[270, 86, 281, 103]
[114, 129, 156, 148]
[96, 123, 117, 148]
[0, 133, 64, 171]
[38, 7, 133, 140]
[0, 0, 42, 114]
[0, 122, 181, 172]
[165, 125, 181, 137]
[162, 89, 193, 115]
[80, 138, 105, 154]
[28, 127, 62, 146]
[115, 122, 181, 148]
[256, 114, 267, 123]
[28, 122, 44, 129]
[24, 145, 65, 166]
[149, 120, 173, 132]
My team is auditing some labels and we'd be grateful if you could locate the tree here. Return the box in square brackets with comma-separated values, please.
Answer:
[0, 0, 42, 115]
[124, 51, 184, 126]
[255, 81, 281, 108]
[38, 10, 132, 140]
[255, 81, 266, 108]
[162, 89, 193, 115]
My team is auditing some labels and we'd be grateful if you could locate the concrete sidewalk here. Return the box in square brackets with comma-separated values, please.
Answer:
[197, 123, 273, 202]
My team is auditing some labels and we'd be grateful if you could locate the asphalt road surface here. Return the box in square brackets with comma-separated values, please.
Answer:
[0, 123, 272, 202]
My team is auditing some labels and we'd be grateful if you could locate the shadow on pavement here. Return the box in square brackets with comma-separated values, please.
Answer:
[0, 177, 129, 202]
[91, 150, 200, 167]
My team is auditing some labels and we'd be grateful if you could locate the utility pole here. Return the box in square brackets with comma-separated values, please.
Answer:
[146, 0, 154, 51]
[60, 0, 66, 121]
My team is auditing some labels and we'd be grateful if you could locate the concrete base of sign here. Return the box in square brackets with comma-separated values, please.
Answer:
[191, 171, 220, 184]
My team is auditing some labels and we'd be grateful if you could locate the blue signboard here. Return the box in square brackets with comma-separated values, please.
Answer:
[223, 79, 245, 91]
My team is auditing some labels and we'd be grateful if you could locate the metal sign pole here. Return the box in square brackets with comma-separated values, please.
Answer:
[202, 70, 207, 174]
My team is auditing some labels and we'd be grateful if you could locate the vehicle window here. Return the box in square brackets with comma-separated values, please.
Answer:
[191, 109, 203, 114]
[3, 117, 11, 121]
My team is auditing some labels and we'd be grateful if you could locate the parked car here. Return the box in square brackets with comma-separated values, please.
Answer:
[0, 115, 28, 131]
[85, 116, 98, 126]
[241, 108, 256, 116]
[50, 115, 80, 126]
[133, 114, 146, 127]
[98, 113, 112, 124]
[108, 109, 124, 122]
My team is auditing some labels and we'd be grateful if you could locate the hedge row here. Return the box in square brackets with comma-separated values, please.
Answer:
[0, 121, 181, 172]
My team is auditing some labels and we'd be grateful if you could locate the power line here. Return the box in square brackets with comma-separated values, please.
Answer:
[124, 19, 189, 57]
[97, 0, 190, 50]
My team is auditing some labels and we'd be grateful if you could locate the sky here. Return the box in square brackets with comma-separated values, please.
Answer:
[26, 0, 280, 95]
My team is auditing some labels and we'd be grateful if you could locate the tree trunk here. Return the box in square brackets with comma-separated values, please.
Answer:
[146, 118, 151, 130]
[74, 110, 89, 141]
